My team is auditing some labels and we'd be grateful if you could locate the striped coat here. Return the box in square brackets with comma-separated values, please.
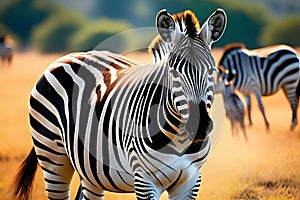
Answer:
[13, 9, 227, 200]
[218, 43, 300, 130]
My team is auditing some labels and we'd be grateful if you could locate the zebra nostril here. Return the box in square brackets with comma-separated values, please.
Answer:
[206, 118, 213, 133]
[206, 103, 212, 113]
[186, 101, 213, 142]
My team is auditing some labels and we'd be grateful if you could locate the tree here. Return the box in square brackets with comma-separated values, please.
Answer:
[260, 15, 300, 47]
[31, 11, 86, 52]
[0, 0, 52, 48]
[69, 18, 133, 52]
[215, 1, 271, 48]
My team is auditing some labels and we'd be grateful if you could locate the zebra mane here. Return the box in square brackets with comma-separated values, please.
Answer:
[224, 43, 246, 52]
[148, 10, 200, 59]
[173, 10, 200, 37]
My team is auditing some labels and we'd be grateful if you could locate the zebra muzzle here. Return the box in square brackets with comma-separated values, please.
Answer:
[186, 101, 213, 143]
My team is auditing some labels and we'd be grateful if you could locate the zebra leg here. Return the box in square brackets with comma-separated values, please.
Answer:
[79, 179, 104, 199]
[240, 118, 248, 141]
[291, 98, 299, 130]
[252, 88, 269, 130]
[134, 172, 160, 200]
[244, 95, 253, 126]
[37, 151, 74, 200]
[283, 86, 299, 130]
[74, 183, 82, 200]
[229, 117, 236, 138]
[187, 173, 201, 200]
[168, 173, 201, 200]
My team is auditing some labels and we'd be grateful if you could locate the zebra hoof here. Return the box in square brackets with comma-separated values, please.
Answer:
[290, 121, 297, 131]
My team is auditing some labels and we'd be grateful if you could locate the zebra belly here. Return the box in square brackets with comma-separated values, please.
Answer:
[72, 141, 209, 193]
[71, 146, 135, 192]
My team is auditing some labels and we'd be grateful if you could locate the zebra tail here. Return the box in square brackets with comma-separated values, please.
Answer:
[12, 147, 38, 200]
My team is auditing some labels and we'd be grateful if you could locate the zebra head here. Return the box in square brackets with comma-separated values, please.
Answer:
[156, 9, 227, 142]
[157, 9, 226, 106]
[218, 44, 245, 85]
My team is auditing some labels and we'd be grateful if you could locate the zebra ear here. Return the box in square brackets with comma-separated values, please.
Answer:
[199, 9, 227, 49]
[156, 9, 176, 43]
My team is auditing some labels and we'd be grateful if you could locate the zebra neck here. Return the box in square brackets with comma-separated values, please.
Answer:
[153, 66, 193, 154]
[224, 85, 233, 103]
[112, 61, 193, 154]
[167, 71, 189, 121]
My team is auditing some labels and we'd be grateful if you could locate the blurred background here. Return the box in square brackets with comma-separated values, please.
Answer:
[0, 0, 300, 53]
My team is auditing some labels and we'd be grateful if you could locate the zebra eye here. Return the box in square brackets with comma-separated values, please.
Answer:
[207, 68, 217, 76]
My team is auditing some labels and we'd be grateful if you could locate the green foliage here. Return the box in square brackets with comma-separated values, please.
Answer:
[0, 0, 52, 47]
[69, 19, 133, 52]
[149, 0, 272, 48]
[260, 15, 300, 47]
[1, 0, 298, 52]
[0, 23, 12, 36]
[0, 23, 21, 49]
[31, 11, 86, 52]
[216, 1, 271, 48]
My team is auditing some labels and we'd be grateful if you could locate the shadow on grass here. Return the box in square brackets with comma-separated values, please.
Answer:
[0, 154, 25, 162]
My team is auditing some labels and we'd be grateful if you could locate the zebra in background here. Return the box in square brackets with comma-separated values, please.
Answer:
[215, 79, 247, 140]
[218, 43, 300, 130]
[13, 9, 227, 200]
[0, 35, 13, 67]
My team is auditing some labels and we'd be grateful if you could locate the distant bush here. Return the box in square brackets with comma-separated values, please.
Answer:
[69, 18, 133, 52]
[31, 11, 86, 53]
[216, 1, 271, 48]
[0, 23, 13, 37]
[0, 0, 53, 48]
[260, 15, 300, 47]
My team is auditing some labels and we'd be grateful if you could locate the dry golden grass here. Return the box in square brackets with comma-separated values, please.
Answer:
[0, 49, 299, 199]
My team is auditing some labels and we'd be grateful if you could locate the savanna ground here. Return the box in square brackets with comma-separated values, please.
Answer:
[0, 49, 300, 200]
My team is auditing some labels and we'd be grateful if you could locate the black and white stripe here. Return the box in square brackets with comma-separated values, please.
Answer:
[13, 9, 226, 200]
[218, 44, 300, 130]
[215, 80, 247, 140]
[149, 10, 221, 113]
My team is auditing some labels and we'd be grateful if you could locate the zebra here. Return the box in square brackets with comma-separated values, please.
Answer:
[215, 79, 247, 140]
[13, 8, 227, 200]
[218, 43, 300, 130]
[0, 36, 13, 67]
[148, 10, 222, 112]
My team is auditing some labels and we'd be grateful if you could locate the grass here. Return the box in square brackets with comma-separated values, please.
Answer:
[233, 177, 300, 200]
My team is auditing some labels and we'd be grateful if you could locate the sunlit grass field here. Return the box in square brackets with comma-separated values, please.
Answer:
[0, 49, 299, 199]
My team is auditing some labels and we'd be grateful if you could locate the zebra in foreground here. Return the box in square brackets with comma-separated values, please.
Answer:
[148, 10, 222, 111]
[13, 8, 227, 200]
[215, 80, 247, 140]
[218, 43, 300, 130]
[0, 36, 13, 67]
[149, 19, 245, 139]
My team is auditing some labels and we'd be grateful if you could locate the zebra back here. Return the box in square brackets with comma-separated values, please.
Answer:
[218, 43, 300, 130]
[218, 43, 300, 93]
